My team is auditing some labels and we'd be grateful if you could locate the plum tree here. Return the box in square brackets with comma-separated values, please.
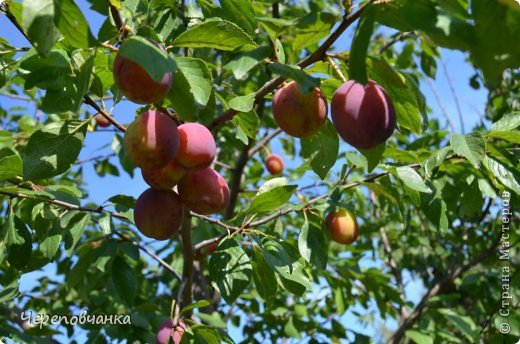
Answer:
[124, 110, 180, 170]
[176, 123, 216, 170]
[331, 80, 396, 150]
[325, 208, 359, 245]
[272, 81, 328, 138]
[178, 167, 230, 214]
[265, 154, 284, 175]
[134, 188, 183, 240]
[156, 319, 186, 344]
[141, 158, 187, 190]
[94, 113, 111, 127]
[113, 40, 172, 104]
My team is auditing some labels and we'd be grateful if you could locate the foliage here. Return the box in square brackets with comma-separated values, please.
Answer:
[0, 0, 519, 343]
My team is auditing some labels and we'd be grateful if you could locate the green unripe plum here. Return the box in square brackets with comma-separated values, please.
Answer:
[134, 188, 183, 240]
[272, 81, 328, 138]
[331, 80, 396, 150]
[178, 167, 230, 215]
[156, 319, 185, 344]
[265, 154, 284, 175]
[124, 110, 180, 171]
[325, 208, 359, 245]
[141, 159, 187, 190]
[176, 123, 216, 169]
[113, 40, 172, 104]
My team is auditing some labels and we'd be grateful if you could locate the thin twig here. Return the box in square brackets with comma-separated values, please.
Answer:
[113, 231, 182, 282]
[247, 128, 283, 157]
[84, 96, 127, 132]
[179, 207, 194, 311]
[441, 59, 465, 133]
[426, 77, 456, 133]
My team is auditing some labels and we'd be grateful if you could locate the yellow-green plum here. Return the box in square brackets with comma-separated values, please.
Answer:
[325, 208, 359, 245]
[134, 188, 183, 240]
[156, 319, 185, 344]
[176, 123, 216, 170]
[141, 159, 187, 190]
[113, 40, 172, 104]
[124, 110, 179, 171]
[331, 80, 396, 150]
[178, 167, 230, 215]
[272, 81, 328, 138]
[265, 154, 284, 175]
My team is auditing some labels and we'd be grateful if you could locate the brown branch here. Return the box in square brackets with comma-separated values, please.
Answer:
[179, 206, 194, 311]
[377, 31, 414, 54]
[75, 152, 116, 165]
[84, 96, 127, 132]
[225, 139, 254, 219]
[208, 0, 375, 131]
[389, 233, 502, 343]
[109, 5, 125, 34]
[247, 128, 282, 157]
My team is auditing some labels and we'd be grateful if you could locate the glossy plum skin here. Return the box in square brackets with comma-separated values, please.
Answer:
[265, 154, 284, 175]
[113, 41, 172, 104]
[94, 113, 111, 127]
[331, 80, 396, 150]
[141, 159, 187, 190]
[134, 188, 183, 240]
[178, 168, 230, 215]
[124, 110, 180, 171]
[325, 209, 359, 245]
[272, 81, 328, 138]
[176, 123, 216, 169]
[156, 320, 185, 344]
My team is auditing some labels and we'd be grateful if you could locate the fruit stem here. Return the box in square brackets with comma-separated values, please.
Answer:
[326, 56, 348, 83]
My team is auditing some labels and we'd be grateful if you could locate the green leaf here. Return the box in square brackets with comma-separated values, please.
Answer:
[482, 156, 520, 194]
[118, 36, 175, 83]
[260, 237, 311, 295]
[459, 178, 484, 218]
[229, 93, 255, 112]
[423, 146, 451, 179]
[268, 63, 320, 93]
[292, 12, 337, 52]
[93, 238, 117, 272]
[53, 0, 97, 48]
[64, 212, 90, 256]
[220, 0, 257, 35]
[405, 330, 434, 344]
[358, 144, 386, 173]
[173, 20, 256, 51]
[23, 120, 88, 181]
[175, 57, 212, 108]
[486, 130, 520, 144]
[247, 185, 297, 214]
[209, 237, 252, 304]
[22, 0, 60, 56]
[349, 8, 375, 85]
[395, 166, 432, 193]
[438, 308, 478, 342]
[369, 59, 422, 134]
[300, 120, 339, 179]
[7, 217, 32, 269]
[491, 112, 520, 131]
[0, 280, 19, 303]
[181, 300, 212, 315]
[450, 131, 486, 168]
[231, 111, 259, 140]
[223, 46, 271, 80]
[111, 256, 138, 306]
[252, 246, 278, 304]
[0, 148, 22, 182]
[39, 223, 62, 260]
[298, 213, 328, 269]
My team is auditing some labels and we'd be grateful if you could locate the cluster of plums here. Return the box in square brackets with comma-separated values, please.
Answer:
[107, 39, 229, 241]
[267, 77, 397, 244]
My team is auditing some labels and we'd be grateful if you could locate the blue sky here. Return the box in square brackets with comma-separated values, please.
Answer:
[0, 0, 489, 342]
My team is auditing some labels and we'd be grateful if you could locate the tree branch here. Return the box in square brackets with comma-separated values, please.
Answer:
[84, 96, 127, 132]
[179, 206, 194, 311]
[389, 232, 502, 343]
[208, 0, 375, 131]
